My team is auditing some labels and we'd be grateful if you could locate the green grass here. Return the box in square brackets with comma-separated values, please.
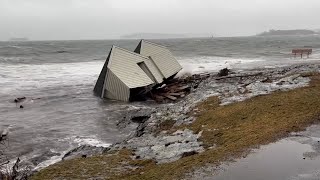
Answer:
[31, 74, 320, 180]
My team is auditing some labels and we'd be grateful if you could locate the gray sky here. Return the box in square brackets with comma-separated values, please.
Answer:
[0, 0, 320, 40]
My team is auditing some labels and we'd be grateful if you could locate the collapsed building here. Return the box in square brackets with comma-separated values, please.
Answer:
[94, 40, 182, 101]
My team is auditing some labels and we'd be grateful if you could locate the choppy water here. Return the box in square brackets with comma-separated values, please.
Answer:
[1, 35, 320, 168]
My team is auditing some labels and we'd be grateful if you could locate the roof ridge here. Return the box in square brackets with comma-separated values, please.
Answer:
[112, 45, 150, 59]
[141, 39, 169, 49]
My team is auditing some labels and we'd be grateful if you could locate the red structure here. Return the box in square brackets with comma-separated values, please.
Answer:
[292, 49, 312, 58]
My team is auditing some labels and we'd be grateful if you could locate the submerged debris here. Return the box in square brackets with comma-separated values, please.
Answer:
[14, 97, 26, 103]
[62, 145, 109, 161]
[217, 68, 230, 77]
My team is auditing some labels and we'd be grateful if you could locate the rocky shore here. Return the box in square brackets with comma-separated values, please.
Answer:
[32, 63, 320, 179]
[63, 63, 317, 160]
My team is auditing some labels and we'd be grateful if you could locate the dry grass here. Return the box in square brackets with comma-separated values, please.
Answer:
[31, 74, 320, 180]
[31, 149, 155, 180]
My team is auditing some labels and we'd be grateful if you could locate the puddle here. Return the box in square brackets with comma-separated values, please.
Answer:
[190, 125, 320, 180]
[215, 139, 320, 180]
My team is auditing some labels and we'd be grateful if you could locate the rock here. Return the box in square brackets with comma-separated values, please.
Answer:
[29, 151, 61, 166]
[0, 128, 9, 140]
[131, 115, 150, 123]
[62, 145, 109, 161]
[261, 77, 272, 83]
[181, 150, 198, 158]
[126, 129, 204, 163]
[14, 97, 26, 103]
[217, 68, 230, 77]
[135, 123, 147, 137]
[117, 107, 154, 129]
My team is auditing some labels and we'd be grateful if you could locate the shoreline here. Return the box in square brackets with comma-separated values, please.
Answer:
[188, 124, 320, 179]
[31, 62, 320, 179]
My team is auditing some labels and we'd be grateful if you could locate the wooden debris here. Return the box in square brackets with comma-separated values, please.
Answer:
[168, 93, 181, 96]
[147, 73, 208, 102]
[215, 72, 263, 80]
[146, 70, 265, 102]
[217, 68, 230, 77]
[163, 95, 177, 101]
[177, 85, 190, 91]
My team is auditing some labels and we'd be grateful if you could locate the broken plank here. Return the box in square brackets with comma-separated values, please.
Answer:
[164, 95, 177, 101]
[177, 85, 190, 90]
[168, 93, 181, 96]
[215, 72, 263, 80]
[153, 95, 165, 102]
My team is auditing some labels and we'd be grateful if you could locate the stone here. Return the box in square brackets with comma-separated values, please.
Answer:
[29, 151, 61, 166]
[62, 145, 109, 161]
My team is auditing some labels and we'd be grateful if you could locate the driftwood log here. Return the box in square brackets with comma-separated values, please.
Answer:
[215, 72, 263, 80]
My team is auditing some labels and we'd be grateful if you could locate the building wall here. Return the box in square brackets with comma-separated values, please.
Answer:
[108, 47, 155, 88]
[93, 51, 111, 97]
[104, 69, 130, 101]
[143, 58, 164, 83]
[140, 41, 182, 79]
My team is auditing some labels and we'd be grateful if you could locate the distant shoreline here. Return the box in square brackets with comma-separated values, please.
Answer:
[256, 29, 319, 36]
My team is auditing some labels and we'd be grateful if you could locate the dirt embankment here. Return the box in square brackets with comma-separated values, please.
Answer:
[31, 64, 320, 180]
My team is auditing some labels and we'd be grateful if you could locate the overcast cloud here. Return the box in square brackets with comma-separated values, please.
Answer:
[0, 0, 319, 40]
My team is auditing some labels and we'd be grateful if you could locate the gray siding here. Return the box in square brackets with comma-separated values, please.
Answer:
[104, 69, 130, 101]
[138, 62, 157, 83]
[108, 46, 155, 88]
[144, 58, 164, 83]
[140, 40, 182, 79]
[93, 51, 111, 97]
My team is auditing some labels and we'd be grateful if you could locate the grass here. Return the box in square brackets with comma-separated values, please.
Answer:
[31, 149, 156, 180]
[154, 119, 176, 135]
[31, 74, 320, 180]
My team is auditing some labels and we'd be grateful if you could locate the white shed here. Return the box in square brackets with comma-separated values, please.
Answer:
[94, 40, 182, 101]
[135, 40, 182, 79]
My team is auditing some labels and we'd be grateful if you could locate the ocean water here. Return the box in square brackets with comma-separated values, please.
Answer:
[1, 36, 320, 168]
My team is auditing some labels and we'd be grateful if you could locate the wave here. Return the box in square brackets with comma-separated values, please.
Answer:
[33, 135, 110, 170]
[0, 45, 71, 59]
[34, 151, 65, 170]
[176, 56, 265, 76]
[0, 61, 104, 95]
[71, 136, 111, 147]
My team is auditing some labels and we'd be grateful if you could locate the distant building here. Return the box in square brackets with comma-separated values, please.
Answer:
[94, 40, 182, 101]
